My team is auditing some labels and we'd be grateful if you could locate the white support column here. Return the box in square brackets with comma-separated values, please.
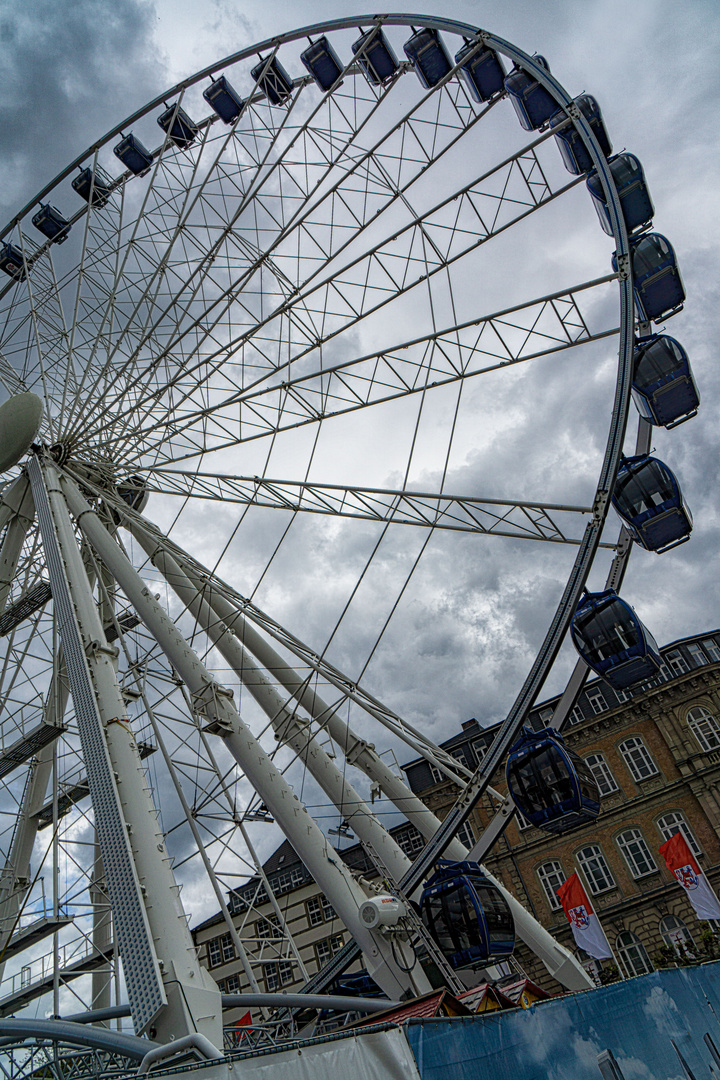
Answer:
[0, 476, 35, 613]
[28, 457, 223, 1045]
[63, 471, 429, 1000]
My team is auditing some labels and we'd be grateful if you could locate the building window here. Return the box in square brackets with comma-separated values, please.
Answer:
[619, 737, 658, 781]
[457, 820, 475, 849]
[616, 828, 657, 879]
[585, 753, 618, 797]
[306, 897, 324, 927]
[665, 649, 690, 676]
[451, 746, 471, 769]
[686, 706, 720, 752]
[569, 705, 585, 726]
[576, 845, 616, 895]
[659, 914, 695, 954]
[614, 687, 631, 704]
[429, 763, 444, 784]
[315, 935, 344, 966]
[257, 915, 280, 940]
[264, 961, 294, 991]
[537, 861, 565, 911]
[207, 932, 234, 967]
[586, 688, 607, 715]
[397, 826, 425, 858]
[703, 638, 720, 663]
[516, 810, 533, 831]
[616, 931, 653, 977]
[538, 707, 554, 724]
[657, 812, 702, 857]
[472, 740, 487, 765]
[687, 642, 706, 668]
[224, 974, 240, 994]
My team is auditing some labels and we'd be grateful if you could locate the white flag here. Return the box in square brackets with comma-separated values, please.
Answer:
[557, 872, 613, 960]
[660, 832, 720, 920]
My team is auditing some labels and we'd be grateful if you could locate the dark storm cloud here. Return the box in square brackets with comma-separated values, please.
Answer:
[0, 0, 167, 226]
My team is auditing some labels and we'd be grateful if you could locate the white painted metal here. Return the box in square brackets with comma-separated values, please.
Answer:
[62, 468, 431, 1000]
[127, 517, 416, 890]
[0, 394, 43, 474]
[116, 502, 590, 990]
[28, 456, 222, 1046]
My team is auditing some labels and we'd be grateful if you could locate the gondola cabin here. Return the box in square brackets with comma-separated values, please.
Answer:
[301, 36, 344, 91]
[455, 41, 506, 102]
[157, 105, 198, 149]
[351, 28, 399, 85]
[612, 233, 685, 323]
[632, 334, 699, 428]
[419, 860, 515, 970]
[504, 56, 557, 130]
[114, 134, 154, 177]
[506, 727, 600, 833]
[0, 243, 26, 281]
[570, 589, 662, 690]
[403, 27, 453, 89]
[586, 153, 654, 236]
[203, 75, 245, 123]
[550, 95, 612, 175]
[32, 204, 71, 244]
[612, 454, 692, 553]
[251, 56, 294, 106]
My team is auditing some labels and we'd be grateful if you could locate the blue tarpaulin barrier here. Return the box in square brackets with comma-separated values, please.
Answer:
[406, 963, 720, 1079]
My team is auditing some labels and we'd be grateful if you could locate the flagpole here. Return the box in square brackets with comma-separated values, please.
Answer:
[574, 865, 626, 981]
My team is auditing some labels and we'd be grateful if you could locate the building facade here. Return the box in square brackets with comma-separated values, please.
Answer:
[403, 629, 720, 986]
[193, 630, 720, 1001]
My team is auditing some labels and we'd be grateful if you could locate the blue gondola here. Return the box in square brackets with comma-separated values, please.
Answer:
[332, 971, 384, 998]
[419, 860, 515, 970]
[32, 204, 71, 244]
[203, 75, 245, 123]
[549, 95, 612, 175]
[611, 454, 692, 553]
[72, 168, 111, 207]
[114, 133, 153, 176]
[504, 56, 557, 131]
[117, 474, 149, 513]
[587, 153, 654, 236]
[251, 56, 294, 105]
[632, 334, 699, 428]
[301, 36, 344, 91]
[570, 589, 663, 690]
[613, 233, 685, 323]
[157, 104, 198, 148]
[506, 727, 600, 833]
[351, 27, 399, 86]
[0, 243, 25, 281]
[455, 40, 506, 102]
[403, 27, 453, 89]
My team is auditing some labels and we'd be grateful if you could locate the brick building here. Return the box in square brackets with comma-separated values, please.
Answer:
[193, 629, 720, 999]
[403, 629, 720, 986]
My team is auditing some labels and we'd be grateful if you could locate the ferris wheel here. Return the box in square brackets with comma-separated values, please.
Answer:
[0, 13, 690, 1066]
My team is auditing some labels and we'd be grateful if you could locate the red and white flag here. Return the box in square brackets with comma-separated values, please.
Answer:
[659, 832, 720, 920]
[556, 872, 613, 959]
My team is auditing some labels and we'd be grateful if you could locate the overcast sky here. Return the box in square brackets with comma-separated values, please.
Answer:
[1, 0, 719, 926]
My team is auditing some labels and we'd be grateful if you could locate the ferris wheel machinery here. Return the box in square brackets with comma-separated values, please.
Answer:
[53, 460, 436, 1002]
[103, 487, 591, 992]
[0, 12, 655, 1043]
[113, 495, 580, 991]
